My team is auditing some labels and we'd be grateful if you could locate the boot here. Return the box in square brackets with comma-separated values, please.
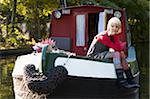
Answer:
[116, 69, 138, 89]
[124, 68, 140, 88]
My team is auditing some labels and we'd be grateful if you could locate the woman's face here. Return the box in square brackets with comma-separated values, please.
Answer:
[108, 23, 120, 36]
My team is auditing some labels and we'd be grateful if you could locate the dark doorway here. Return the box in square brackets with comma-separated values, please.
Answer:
[88, 13, 99, 47]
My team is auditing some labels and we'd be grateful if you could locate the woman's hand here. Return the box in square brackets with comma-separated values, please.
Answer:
[109, 48, 115, 52]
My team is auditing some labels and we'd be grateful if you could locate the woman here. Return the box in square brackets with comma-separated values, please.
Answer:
[87, 17, 139, 88]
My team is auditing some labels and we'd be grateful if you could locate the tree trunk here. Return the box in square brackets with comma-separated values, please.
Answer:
[11, 0, 17, 33]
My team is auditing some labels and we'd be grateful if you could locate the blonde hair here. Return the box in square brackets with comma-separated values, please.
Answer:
[107, 17, 121, 34]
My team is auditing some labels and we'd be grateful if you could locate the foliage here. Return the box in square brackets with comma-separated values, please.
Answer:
[16, 0, 60, 40]
[67, 0, 119, 9]
[0, 0, 59, 49]
[0, 24, 33, 49]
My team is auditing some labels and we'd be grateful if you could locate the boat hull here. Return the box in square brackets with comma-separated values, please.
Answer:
[43, 52, 140, 98]
[49, 75, 139, 98]
[12, 51, 140, 99]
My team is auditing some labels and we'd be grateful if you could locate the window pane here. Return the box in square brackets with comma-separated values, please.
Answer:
[76, 15, 85, 46]
[98, 11, 106, 34]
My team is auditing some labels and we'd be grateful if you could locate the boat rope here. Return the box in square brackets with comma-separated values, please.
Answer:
[63, 54, 71, 66]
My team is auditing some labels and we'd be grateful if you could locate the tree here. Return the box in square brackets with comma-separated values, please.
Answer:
[16, 0, 59, 40]
[0, 0, 59, 49]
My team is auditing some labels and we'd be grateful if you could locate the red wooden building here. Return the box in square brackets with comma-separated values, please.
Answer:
[50, 5, 128, 56]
